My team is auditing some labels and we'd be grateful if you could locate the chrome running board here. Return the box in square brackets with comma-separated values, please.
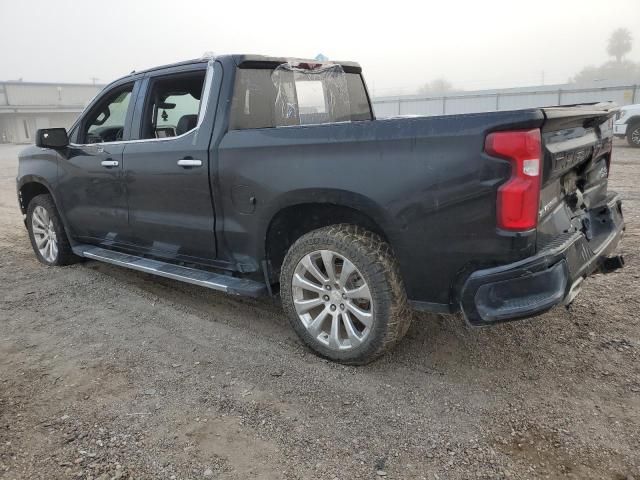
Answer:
[72, 244, 267, 297]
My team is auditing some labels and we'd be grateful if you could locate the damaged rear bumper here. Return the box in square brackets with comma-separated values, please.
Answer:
[460, 194, 624, 326]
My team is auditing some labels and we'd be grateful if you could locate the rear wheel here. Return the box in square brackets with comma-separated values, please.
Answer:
[280, 225, 411, 365]
[627, 122, 640, 147]
[27, 194, 78, 266]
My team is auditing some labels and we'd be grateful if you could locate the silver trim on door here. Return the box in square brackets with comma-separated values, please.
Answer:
[177, 159, 203, 167]
[101, 160, 119, 167]
[68, 61, 215, 148]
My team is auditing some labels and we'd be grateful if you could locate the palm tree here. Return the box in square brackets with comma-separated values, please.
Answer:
[607, 28, 632, 63]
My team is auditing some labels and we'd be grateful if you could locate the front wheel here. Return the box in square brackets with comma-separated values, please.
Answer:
[627, 122, 640, 147]
[26, 194, 78, 266]
[280, 225, 411, 365]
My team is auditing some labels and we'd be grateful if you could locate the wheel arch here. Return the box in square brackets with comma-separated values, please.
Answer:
[17, 176, 72, 238]
[18, 176, 57, 214]
[624, 115, 640, 126]
[263, 190, 397, 282]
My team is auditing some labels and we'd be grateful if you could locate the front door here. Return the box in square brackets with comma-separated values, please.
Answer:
[122, 66, 217, 262]
[57, 81, 137, 243]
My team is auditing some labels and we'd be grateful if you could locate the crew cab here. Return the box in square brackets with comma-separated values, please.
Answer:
[17, 54, 625, 364]
[613, 103, 640, 147]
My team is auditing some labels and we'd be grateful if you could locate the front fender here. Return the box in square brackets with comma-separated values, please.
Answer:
[16, 147, 73, 237]
[17, 144, 60, 212]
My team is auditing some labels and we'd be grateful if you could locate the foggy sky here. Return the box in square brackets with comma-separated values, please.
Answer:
[1, 0, 638, 96]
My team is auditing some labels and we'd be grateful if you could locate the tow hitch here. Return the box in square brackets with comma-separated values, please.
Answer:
[599, 255, 625, 274]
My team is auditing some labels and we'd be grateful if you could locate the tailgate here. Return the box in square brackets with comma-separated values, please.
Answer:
[537, 103, 619, 250]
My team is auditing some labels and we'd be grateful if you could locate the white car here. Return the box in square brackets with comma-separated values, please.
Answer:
[614, 103, 640, 147]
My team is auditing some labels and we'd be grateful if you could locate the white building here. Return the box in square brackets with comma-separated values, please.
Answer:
[372, 82, 639, 118]
[0, 81, 102, 143]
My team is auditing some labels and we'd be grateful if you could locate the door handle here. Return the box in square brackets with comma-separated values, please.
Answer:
[177, 159, 203, 168]
[101, 160, 119, 168]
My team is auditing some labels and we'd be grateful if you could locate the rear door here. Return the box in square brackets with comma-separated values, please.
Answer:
[58, 80, 139, 243]
[122, 63, 219, 263]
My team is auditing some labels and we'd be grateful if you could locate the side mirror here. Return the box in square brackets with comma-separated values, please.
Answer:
[36, 128, 69, 149]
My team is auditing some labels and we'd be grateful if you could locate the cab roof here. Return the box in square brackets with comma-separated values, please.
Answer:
[130, 54, 362, 76]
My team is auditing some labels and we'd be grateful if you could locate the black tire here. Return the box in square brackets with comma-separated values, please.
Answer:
[26, 194, 78, 266]
[280, 224, 411, 365]
[627, 122, 640, 147]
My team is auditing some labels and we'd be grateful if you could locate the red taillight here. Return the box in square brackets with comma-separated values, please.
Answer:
[485, 129, 542, 231]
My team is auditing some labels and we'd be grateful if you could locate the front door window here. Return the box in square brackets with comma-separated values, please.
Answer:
[82, 85, 133, 144]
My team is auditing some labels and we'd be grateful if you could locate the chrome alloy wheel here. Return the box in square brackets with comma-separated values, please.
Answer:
[632, 127, 640, 146]
[292, 249, 373, 351]
[31, 205, 58, 263]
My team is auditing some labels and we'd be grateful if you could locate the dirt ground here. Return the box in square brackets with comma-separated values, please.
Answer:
[0, 141, 638, 480]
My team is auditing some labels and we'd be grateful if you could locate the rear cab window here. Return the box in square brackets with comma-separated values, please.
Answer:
[230, 62, 372, 130]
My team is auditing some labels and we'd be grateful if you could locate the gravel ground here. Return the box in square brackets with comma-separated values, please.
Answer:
[0, 141, 638, 480]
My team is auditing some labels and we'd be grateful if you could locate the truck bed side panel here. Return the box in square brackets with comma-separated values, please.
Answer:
[217, 110, 544, 306]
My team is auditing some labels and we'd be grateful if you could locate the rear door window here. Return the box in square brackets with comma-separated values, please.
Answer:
[140, 70, 206, 139]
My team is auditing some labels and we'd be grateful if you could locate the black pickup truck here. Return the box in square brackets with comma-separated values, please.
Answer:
[17, 54, 625, 364]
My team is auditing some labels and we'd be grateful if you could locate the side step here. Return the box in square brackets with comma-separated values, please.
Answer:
[72, 244, 268, 297]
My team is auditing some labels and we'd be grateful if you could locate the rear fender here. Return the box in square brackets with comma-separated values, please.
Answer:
[257, 187, 399, 256]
